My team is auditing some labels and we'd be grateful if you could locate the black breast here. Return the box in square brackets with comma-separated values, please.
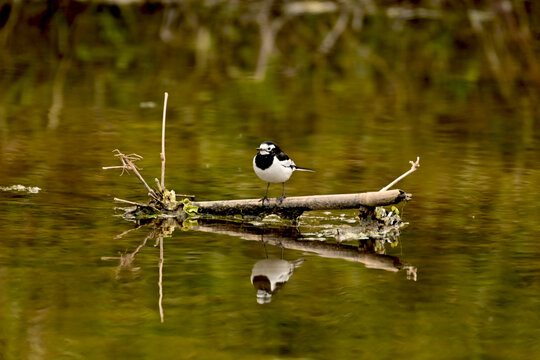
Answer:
[255, 154, 274, 170]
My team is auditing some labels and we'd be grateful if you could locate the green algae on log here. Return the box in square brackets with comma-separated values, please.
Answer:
[190, 190, 410, 219]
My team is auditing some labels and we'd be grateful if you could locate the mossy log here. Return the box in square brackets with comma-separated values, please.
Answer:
[190, 189, 411, 219]
[115, 188, 411, 221]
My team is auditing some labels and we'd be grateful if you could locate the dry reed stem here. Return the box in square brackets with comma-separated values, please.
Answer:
[160, 92, 168, 191]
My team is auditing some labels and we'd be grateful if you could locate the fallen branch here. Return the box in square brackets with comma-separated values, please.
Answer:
[191, 190, 410, 219]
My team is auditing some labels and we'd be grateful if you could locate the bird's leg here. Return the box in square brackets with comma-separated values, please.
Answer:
[277, 182, 286, 204]
[259, 182, 270, 204]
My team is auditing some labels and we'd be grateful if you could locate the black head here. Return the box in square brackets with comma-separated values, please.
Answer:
[256, 141, 280, 155]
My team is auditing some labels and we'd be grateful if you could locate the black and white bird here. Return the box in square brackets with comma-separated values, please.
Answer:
[253, 141, 314, 203]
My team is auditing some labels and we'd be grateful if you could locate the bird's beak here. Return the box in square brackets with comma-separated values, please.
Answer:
[256, 147, 262, 151]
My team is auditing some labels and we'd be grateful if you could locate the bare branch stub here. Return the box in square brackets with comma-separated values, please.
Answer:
[379, 156, 420, 192]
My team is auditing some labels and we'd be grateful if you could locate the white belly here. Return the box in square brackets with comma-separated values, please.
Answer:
[253, 156, 294, 183]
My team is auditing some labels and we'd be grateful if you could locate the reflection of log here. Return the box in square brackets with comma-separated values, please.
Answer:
[192, 189, 410, 219]
[193, 218, 416, 277]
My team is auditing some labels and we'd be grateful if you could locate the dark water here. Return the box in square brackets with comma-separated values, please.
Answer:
[1, 3, 540, 359]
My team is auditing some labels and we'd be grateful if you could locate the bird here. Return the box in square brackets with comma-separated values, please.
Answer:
[253, 141, 314, 204]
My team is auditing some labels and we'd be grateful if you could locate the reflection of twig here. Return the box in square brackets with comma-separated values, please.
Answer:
[101, 232, 152, 279]
[48, 59, 70, 129]
[380, 157, 420, 192]
[114, 223, 144, 239]
[319, 9, 350, 54]
[467, 9, 504, 87]
[254, 0, 290, 81]
[105, 219, 181, 322]
[130, 233, 153, 260]
[158, 235, 164, 323]
[0, 0, 23, 46]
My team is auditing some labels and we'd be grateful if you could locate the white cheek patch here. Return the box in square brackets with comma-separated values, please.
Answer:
[260, 145, 275, 155]
[259, 144, 273, 153]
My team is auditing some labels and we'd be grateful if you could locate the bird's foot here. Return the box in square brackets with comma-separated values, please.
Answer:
[259, 195, 269, 204]
[277, 195, 286, 204]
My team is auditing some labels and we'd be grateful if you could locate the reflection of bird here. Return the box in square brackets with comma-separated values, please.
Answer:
[251, 258, 304, 304]
[253, 141, 314, 203]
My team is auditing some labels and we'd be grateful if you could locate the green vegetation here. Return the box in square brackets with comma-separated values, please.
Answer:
[1, 0, 538, 105]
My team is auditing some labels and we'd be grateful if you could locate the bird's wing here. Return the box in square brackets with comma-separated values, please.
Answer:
[276, 151, 294, 168]
[276, 150, 315, 171]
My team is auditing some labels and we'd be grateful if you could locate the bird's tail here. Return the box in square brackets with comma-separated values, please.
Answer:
[294, 166, 315, 172]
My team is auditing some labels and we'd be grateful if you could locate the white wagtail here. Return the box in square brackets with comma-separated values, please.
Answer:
[253, 141, 314, 203]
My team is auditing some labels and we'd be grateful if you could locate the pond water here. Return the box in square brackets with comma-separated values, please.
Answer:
[1, 3, 539, 359]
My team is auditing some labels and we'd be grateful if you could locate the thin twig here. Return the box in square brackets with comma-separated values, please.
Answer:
[160, 92, 168, 191]
[113, 197, 148, 207]
[113, 150, 156, 197]
[379, 157, 420, 192]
